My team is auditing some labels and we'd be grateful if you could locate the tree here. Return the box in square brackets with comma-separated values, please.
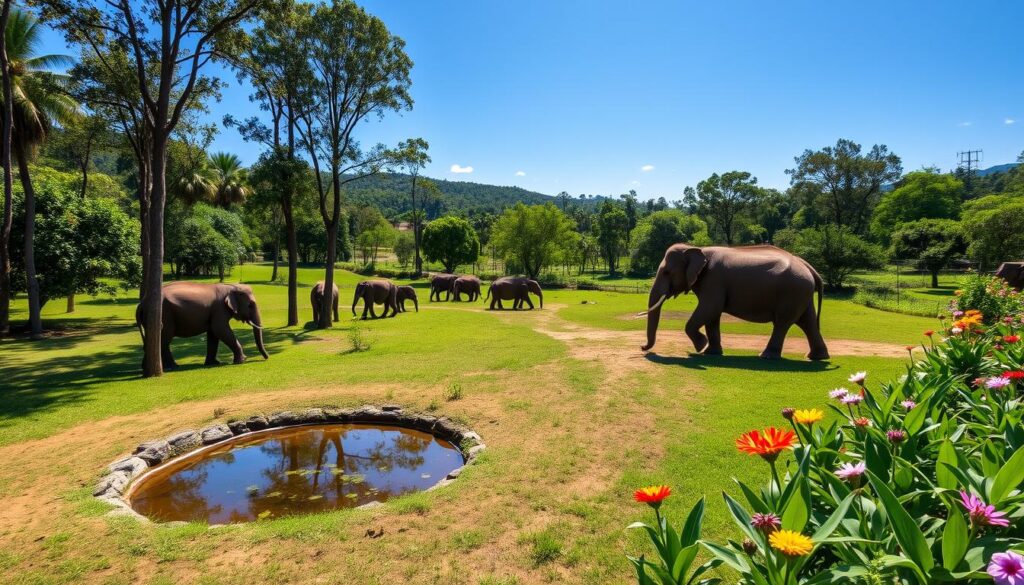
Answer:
[630, 210, 711, 275]
[421, 215, 479, 273]
[691, 171, 760, 245]
[355, 218, 396, 266]
[890, 219, 966, 288]
[870, 170, 964, 241]
[393, 231, 415, 269]
[39, 112, 110, 199]
[961, 194, 1024, 271]
[4, 8, 78, 336]
[206, 152, 249, 208]
[0, 0, 15, 335]
[620, 190, 638, 249]
[292, 0, 412, 329]
[491, 203, 575, 279]
[786, 139, 902, 235]
[9, 165, 140, 310]
[594, 200, 628, 274]
[395, 138, 429, 275]
[248, 148, 314, 285]
[44, 0, 266, 376]
[784, 224, 885, 289]
[166, 203, 248, 280]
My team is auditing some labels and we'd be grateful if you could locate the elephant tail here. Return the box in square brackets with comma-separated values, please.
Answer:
[484, 284, 491, 301]
[814, 269, 824, 330]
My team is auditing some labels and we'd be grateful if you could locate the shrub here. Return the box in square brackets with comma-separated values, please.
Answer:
[443, 383, 463, 401]
[954, 273, 1024, 324]
[784, 224, 885, 289]
[422, 215, 480, 273]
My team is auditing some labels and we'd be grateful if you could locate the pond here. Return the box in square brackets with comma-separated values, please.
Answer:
[127, 424, 464, 523]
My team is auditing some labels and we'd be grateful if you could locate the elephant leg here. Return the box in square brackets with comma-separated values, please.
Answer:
[760, 323, 790, 360]
[685, 301, 719, 354]
[796, 302, 830, 360]
[312, 300, 320, 324]
[389, 289, 399, 318]
[521, 294, 534, 310]
[497, 299, 505, 310]
[489, 295, 497, 310]
[369, 301, 379, 319]
[704, 316, 723, 355]
[205, 331, 221, 365]
[214, 322, 245, 364]
[333, 297, 339, 322]
[161, 335, 178, 371]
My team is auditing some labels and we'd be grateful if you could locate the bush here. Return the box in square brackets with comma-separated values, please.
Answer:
[954, 273, 1024, 324]
[629, 210, 711, 276]
[784, 224, 885, 289]
[421, 215, 480, 273]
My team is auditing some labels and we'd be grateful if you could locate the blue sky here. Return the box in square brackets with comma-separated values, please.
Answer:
[39, 0, 1023, 199]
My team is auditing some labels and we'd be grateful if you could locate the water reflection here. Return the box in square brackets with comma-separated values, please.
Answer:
[129, 424, 463, 523]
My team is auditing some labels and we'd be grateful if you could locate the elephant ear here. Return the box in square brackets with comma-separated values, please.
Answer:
[683, 248, 707, 291]
[224, 291, 239, 316]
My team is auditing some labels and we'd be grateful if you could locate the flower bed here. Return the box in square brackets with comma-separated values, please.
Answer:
[628, 280, 1024, 584]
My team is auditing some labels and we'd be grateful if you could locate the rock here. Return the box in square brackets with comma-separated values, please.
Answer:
[133, 440, 170, 465]
[412, 415, 438, 432]
[460, 431, 482, 444]
[466, 444, 486, 459]
[323, 408, 353, 423]
[94, 471, 130, 496]
[381, 404, 402, 412]
[427, 478, 454, 491]
[244, 414, 269, 431]
[350, 406, 388, 423]
[433, 418, 463, 441]
[107, 457, 148, 480]
[106, 507, 145, 521]
[446, 467, 463, 480]
[166, 430, 201, 456]
[227, 420, 249, 435]
[201, 424, 233, 445]
[97, 495, 130, 510]
[267, 411, 300, 427]
[357, 501, 384, 510]
[298, 408, 326, 423]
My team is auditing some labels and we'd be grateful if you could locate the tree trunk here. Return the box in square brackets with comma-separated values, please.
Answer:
[138, 159, 151, 299]
[0, 0, 13, 337]
[931, 270, 939, 289]
[319, 220, 338, 329]
[284, 198, 298, 326]
[411, 174, 422, 276]
[141, 139, 167, 377]
[17, 151, 43, 338]
[66, 293, 75, 313]
[270, 227, 281, 281]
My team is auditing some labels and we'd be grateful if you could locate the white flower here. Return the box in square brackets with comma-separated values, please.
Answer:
[951, 327, 963, 335]
[841, 394, 864, 405]
[848, 371, 868, 385]
[829, 388, 849, 400]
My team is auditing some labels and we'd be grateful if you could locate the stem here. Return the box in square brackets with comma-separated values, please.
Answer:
[769, 459, 781, 502]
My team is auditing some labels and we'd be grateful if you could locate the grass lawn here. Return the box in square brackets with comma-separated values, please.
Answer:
[0, 263, 921, 584]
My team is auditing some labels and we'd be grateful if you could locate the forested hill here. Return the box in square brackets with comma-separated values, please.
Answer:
[344, 173, 606, 219]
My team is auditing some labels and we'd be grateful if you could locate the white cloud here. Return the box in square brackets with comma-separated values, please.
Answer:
[957, 121, 972, 127]
[450, 164, 474, 174]
[515, 170, 526, 176]
[1006, 118, 1016, 125]
[641, 164, 655, 172]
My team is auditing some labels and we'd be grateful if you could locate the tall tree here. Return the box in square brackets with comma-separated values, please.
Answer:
[594, 200, 628, 274]
[491, 203, 575, 279]
[870, 170, 963, 242]
[786, 139, 902, 235]
[421, 215, 479, 273]
[4, 8, 78, 337]
[395, 137, 429, 276]
[0, 0, 14, 336]
[690, 171, 760, 245]
[45, 0, 266, 375]
[206, 152, 249, 208]
[292, 0, 412, 330]
[890, 219, 966, 288]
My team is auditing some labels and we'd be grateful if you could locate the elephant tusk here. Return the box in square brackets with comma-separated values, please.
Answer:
[640, 294, 667, 316]
[249, 323, 264, 330]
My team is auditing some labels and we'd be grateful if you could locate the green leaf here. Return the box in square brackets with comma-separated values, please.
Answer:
[680, 497, 705, 547]
[734, 480, 770, 514]
[936, 441, 959, 490]
[904, 400, 928, 435]
[722, 493, 760, 544]
[990, 441, 1024, 503]
[877, 554, 929, 584]
[698, 541, 749, 573]
[867, 471, 934, 572]
[981, 440, 1001, 477]
[941, 503, 968, 571]
[802, 565, 870, 585]
[671, 544, 699, 582]
[812, 492, 854, 542]
[782, 474, 810, 532]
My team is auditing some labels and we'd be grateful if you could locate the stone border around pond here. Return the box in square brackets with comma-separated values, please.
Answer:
[94, 405, 486, 524]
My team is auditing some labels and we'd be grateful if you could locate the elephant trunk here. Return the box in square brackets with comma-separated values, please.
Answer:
[537, 289, 543, 309]
[352, 285, 361, 316]
[641, 278, 669, 351]
[413, 295, 419, 312]
[252, 307, 269, 360]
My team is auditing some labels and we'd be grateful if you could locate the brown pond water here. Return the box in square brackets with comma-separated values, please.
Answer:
[128, 424, 464, 523]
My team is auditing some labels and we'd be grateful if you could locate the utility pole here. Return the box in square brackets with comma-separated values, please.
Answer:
[957, 149, 983, 196]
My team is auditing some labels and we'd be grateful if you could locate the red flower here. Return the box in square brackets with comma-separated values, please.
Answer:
[634, 485, 671, 507]
[736, 428, 797, 462]
[1004, 335, 1020, 343]
[1003, 371, 1024, 380]
[924, 330, 934, 337]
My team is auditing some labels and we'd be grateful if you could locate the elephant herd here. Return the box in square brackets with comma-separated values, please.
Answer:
[429, 274, 544, 310]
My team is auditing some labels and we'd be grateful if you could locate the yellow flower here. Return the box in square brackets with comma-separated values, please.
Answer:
[792, 409, 824, 425]
[769, 530, 813, 557]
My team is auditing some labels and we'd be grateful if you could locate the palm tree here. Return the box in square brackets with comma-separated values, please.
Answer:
[207, 152, 249, 208]
[174, 164, 216, 206]
[5, 8, 78, 336]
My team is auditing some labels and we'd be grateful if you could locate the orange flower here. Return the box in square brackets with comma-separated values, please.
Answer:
[736, 427, 797, 462]
[634, 485, 671, 507]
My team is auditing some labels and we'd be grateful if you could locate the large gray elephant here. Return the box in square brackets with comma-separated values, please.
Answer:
[486, 277, 543, 310]
[310, 281, 339, 323]
[452, 275, 482, 301]
[640, 244, 828, 360]
[352, 280, 399, 319]
[396, 285, 419, 312]
[135, 282, 269, 370]
[996, 262, 1024, 290]
[429, 273, 458, 301]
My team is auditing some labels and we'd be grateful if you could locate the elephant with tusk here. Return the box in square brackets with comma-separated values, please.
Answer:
[641, 244, 829, 360]
[135, 282, 269, 370]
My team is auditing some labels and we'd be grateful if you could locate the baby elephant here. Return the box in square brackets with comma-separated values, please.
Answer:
[486, 277, 543, 310]
[452, 275, 482, 301]
[310, 281, 339, 323]
[352, 280, 399, 319]
[396, 285, 419, 312]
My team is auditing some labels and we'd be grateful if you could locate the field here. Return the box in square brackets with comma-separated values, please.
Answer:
[0, 264, 938, 584]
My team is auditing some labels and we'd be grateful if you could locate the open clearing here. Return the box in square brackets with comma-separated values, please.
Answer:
[0, 265, 935, 584]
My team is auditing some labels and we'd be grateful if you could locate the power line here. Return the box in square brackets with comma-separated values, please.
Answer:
[957, 149, 983, 175]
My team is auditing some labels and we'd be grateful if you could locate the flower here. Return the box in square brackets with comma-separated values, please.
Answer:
[792, 409, 824, 425]
[781, 407, 795, 420]
[1004, 371, 1024, 380]
[988, 551, 1024, 585]
[769, 530, 814, 557]
[887, 429, 906, 444]
[1005, 335, 1021, 344]
[751, 512, 781, 533]
[954, 291, 963, 297]
[953, 309, 964, 317]
[924, 330, 934, 337]
[960, 491, 1010, 528]
[901, 400, 916, 410]
[848, 371, 867, 385]
[633, 485, 671, 507]
[841, 394, 863, 405]
[829, 388, 849, 400]
[852, 417, 871, 428]
[835, 461, 866, 483]
[742, 538, 758, 555]
[736, 428, 797, 462]
[987, 377, 1012, 390]
[951, 327, 964, 334]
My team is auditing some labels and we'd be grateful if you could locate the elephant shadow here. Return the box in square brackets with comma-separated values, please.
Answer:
[644, 351, 838, 373]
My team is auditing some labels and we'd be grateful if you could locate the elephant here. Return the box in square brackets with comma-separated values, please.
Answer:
[310, 281, 339, 323]
[352, 280, 399, 319]
[486, 277, 543, 310]
[452, 276, 482, 301]
[640, 244, 829, 360]
[429, 273, 459, 301]
[135, 282, 269, 370]
[396, 285, 419, 312]
[996, 262, 1024, 290]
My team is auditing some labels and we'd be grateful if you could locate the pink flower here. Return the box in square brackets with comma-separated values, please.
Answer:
[750, 512, 781, 533]
[989, 551, 1024, 585]
[953, 310, 964, 318]
[951, 326, 964, 334]
[887, 429, 906, 444]
[987, 377, 1012, 390]
[841, 394, 863, 405]
[901, 400, 916, 409]
[848, 371, 867, 385]
[835, 461, 866, 482]
[960, 491, 1010, 528]
[829, 388, 849, 400]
